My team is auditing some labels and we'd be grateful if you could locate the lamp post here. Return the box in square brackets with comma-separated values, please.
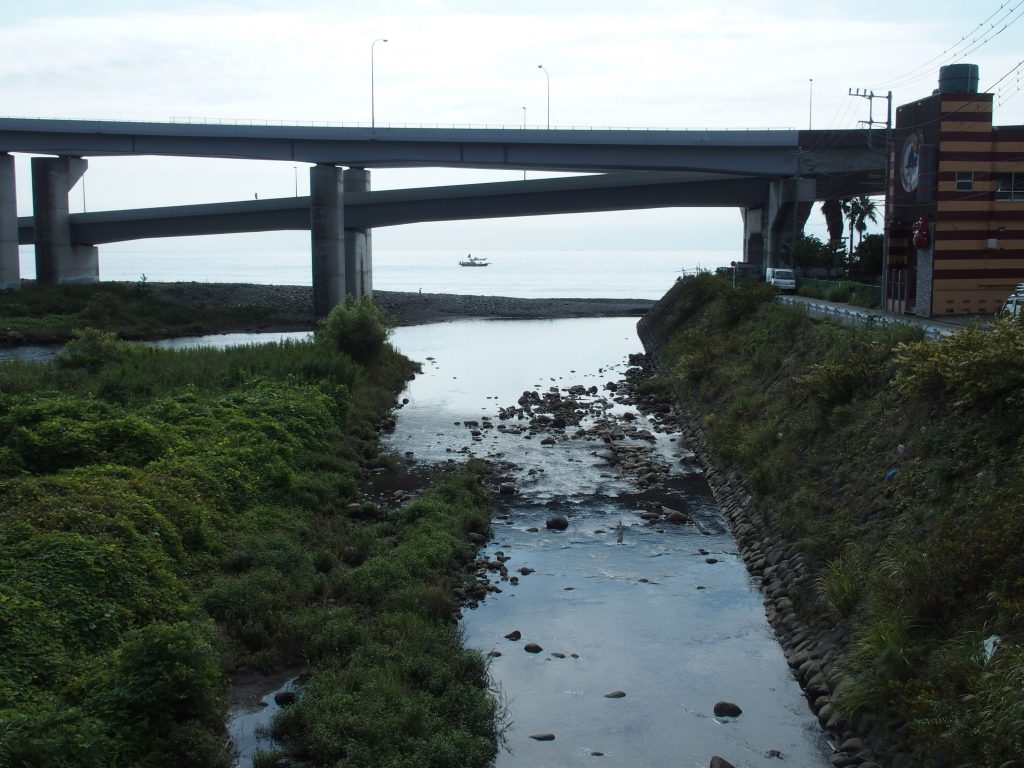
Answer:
[537, 64, 550, 129]
[522, 106, 527, 180]
[808, 78, 813, 130]
[293, 166, 298, 197]
[371, 38, 388, 128]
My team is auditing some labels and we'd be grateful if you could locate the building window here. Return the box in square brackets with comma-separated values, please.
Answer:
[955, 171, 974, 191]
[996, 172, 1024, 201]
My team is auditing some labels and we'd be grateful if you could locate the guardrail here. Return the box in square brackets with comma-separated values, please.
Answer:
[163, 117, 797, 132]
[777, 296, 959, 342]
[0, 115, 800, 132]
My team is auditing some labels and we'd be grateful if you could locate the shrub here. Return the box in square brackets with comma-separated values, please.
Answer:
[316, 296, 391, 363]
[54, 328, 130, 371]
[103, 620, 229, 767]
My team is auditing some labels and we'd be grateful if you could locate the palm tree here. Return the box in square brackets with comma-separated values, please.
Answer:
[821, 199, 845, 246]
[852, 196, 879, 248]
[842, 196, 880, 259]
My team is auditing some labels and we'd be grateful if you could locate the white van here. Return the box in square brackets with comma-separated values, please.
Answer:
[766, 268, 797, 293]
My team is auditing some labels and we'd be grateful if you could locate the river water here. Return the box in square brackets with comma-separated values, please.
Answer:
[1, 318, 831, 767]
[386, 317, 831, 768]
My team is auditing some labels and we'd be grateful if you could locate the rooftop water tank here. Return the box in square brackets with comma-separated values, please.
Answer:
[938, 64, 979, 94]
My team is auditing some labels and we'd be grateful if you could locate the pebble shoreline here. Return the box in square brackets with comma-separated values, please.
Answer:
[148, 282, 656, 328]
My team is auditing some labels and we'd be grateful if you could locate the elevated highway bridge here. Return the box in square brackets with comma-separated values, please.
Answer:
[0, 118, 885, 314]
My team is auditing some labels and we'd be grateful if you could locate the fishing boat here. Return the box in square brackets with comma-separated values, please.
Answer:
[458, 254, 489, 267]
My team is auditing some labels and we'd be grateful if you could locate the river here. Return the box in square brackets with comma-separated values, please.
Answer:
[1, 318, 832, 767]
[386, 317, 831, 768]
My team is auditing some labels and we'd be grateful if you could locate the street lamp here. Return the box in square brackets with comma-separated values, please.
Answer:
[537, 64, 549, 129]
[809, 78, 813, 130]
[293, 166, 298, 197]
[371, 38, 388, 128]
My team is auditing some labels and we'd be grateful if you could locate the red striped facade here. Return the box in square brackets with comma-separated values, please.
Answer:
[885, 91, 1024, 316]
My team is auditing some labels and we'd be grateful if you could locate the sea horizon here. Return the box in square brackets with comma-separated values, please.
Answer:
[17, 248, 739, 301]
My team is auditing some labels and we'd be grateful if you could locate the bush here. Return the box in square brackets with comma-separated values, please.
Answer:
[316, 297, 391, 363]
[103, 620, 229, 767]
[53, 328, 130, 371]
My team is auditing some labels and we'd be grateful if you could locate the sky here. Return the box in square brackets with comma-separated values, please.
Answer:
[2, 0, 1022, 268]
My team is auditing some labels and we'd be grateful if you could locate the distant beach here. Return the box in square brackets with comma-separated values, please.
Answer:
[148, 282, 657, 329]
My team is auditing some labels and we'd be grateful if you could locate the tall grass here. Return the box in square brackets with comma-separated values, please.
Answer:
[0, 300, 498, 766]
[644, 275, 1024, 765]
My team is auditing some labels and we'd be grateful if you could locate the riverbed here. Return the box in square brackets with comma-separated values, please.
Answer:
[0, 316, 833, 767]
[386, 317, 832, 768]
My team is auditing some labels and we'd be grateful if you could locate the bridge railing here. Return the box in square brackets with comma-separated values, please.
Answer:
[165, 116, 796, 132]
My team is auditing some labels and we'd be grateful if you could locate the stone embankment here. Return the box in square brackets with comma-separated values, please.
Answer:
[625, 352, 902, 768]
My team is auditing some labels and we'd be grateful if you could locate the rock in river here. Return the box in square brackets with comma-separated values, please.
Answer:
[529, 732, 556, 741]
[524, 642, 544, 653]
[713, 701, 743, 717]
[504, 630, 522, 641]
[546, 515, 569, 531]
[604, 690, 627, 698]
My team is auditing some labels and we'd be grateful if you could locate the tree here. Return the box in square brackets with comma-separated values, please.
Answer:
[821, 199, 845, 246]
[852, 196, 879, 248]
[790, 234, 846, 275]
[850, 234, 883, 282]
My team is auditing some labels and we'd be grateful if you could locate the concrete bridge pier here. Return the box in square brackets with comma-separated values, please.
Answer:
[741, 178, 814, 272]
[310, 163, 346, 319]
[32, 156, 98, 285]
[343, 168, 372, 299]
[740, 207, 765, 269]
[0, 153, 18, 289]
[764, 177, 814, 268]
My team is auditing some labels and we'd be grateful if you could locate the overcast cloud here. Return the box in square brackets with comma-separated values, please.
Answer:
[3, 1, 1021, 260]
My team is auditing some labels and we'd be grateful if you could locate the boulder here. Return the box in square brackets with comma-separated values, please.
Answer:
[713, 701, 742, 717]
[504, 630, 522, 641]
[274, 691, 297, 706]
[529, 733, 556, 741]
[710, 758, 736, 768]
[604, 690, 626, 698]
[546, 515, 569, 531]
[524, 642, 544, 653]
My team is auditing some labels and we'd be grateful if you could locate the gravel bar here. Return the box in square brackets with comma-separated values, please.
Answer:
[149, 282, 656, 329]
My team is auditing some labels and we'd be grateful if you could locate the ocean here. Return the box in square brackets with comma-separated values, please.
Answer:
[17, 248, 738, 300]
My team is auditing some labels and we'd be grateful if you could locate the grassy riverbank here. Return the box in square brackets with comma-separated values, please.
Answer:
[0, 299, 498, 767]
[0, 281, 309, 345]
[638, 274, 1024, 767]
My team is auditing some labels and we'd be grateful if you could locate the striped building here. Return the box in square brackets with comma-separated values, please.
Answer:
[885, 64, 1024, 317]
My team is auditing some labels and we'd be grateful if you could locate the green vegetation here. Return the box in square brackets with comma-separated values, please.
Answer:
[0, 299, 498, 767]
[787, 233, 883, 287]
[643, 273, 1024, 767]
[0, 281, 307, 344]
[797, 277, 881, 309]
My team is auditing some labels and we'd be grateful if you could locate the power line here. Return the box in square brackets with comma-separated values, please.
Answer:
[870, 1, 1024, 91]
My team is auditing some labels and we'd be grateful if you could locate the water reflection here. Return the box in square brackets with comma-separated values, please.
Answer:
[387, 318, 831, 768]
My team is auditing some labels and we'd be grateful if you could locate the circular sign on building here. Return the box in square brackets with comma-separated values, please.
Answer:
[900, 131, 923, 193]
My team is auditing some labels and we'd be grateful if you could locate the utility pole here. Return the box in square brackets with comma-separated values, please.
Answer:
[849, 88, 893, 308]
